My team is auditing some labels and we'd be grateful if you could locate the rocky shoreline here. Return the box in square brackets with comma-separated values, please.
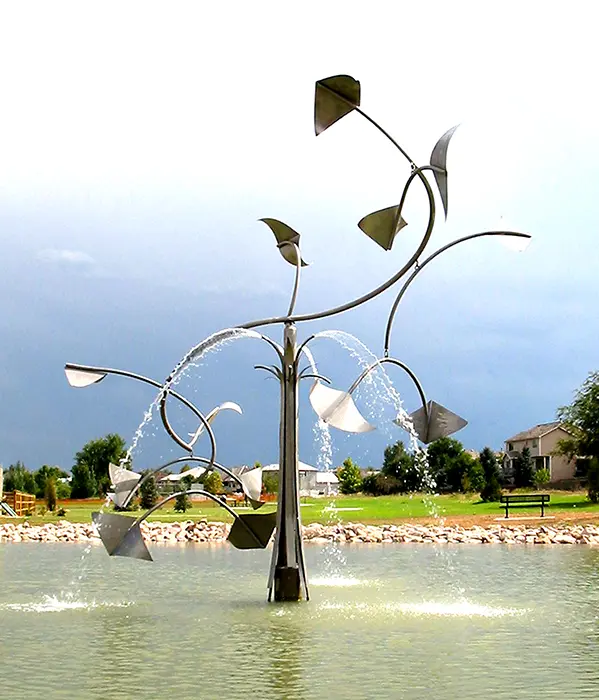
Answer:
[2, 520, 599, 546]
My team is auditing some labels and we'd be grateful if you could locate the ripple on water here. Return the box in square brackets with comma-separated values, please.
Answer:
[319, 599, 528, 619]
[310, 575, 369, 587]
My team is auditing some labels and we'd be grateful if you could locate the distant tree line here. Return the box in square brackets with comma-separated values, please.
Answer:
[335, 438, 506, 500]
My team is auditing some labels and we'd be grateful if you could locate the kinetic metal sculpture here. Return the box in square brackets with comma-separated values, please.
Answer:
[65, 73, 531, 602]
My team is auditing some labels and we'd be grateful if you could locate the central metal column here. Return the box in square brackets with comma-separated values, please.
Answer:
[268, 323, 309, 601]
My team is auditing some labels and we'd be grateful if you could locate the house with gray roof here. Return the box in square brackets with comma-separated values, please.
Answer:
[504, 422, 575, 483]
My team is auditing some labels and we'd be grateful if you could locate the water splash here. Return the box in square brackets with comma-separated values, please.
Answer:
[0, 594, 133, 614]
[125, 327, 261, 464]
[311, 330, 435, 496]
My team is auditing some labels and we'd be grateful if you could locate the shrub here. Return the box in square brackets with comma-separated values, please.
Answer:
[45, 478, 57, 512]
[362, 473, 400, 496]
[337, 458, 362, 494]
[533, 468, 550, 489]
[56, 507, 68, 517]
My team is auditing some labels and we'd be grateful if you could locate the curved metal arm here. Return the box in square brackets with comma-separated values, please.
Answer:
[383, 231, 532, 355]
[238, 100, 441, 331]
[299, 372, 331, 384]
[295, 334, 318, 364]
[240, 174, 435, 330]
[65, 363, 217, 467]
[347, 357, 429, 425]
[134, 488, 263, 549]
[135, 488, 236, 524]
[122, 455, 246, 509]
[157, 331, 283, 450]
[354, 105, 416, 168]
[255, 364, 283, 381]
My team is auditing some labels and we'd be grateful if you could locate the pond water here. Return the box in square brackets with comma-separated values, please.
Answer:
[2, 542, 599, 699]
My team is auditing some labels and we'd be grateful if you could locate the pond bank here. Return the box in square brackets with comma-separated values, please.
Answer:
[2, 520, 599, 545]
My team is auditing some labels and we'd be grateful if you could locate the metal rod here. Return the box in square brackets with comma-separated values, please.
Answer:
[317, 84, 417, 168]
[122, 455, 246, 509]
[240, 174, 436, 330]
[285, 242, 302, 317]
[64, 363, 217, 467]
[157, 332, 284, 450]
[383, 231, 532, 356]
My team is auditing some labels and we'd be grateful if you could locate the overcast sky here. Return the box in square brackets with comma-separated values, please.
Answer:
[0, 1, 597, 473]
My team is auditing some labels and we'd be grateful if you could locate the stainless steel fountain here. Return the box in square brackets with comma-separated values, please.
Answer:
[65, 73, 531, 602]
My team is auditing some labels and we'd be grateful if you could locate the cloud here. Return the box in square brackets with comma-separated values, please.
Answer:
[37, 249, 95, 265]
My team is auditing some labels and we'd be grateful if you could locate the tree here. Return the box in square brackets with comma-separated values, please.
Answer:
[336, 458, 362, 494]
[262, 473, 278, 495]
[556, 371, 599, 502]
[513, 446, 534, 487]
[70, 463, 96, 499]
[139, 471, 159, 509]
[460, 453, 484, 493]
[479, 447, 502, 502]
[382, 441, 419, 492]
[56, 480, 72, 500]
[34, 465, 68, 499]
[72, 434, 128, 497]
[45, 478, 57, 512]
[587, 459, 599, 503]
[174, 491, 191, 512]
[203, 471, 223, 495]
[426, 437, 479, 492]
[3, 462, 36, 494]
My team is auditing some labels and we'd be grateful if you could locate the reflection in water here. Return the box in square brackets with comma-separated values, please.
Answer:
[265, 612, 307, 700]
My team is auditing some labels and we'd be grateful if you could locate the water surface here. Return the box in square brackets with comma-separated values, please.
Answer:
[2, 542, 599, 699]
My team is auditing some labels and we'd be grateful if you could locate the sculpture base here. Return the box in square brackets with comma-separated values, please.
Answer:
[273, 566, 302, 602]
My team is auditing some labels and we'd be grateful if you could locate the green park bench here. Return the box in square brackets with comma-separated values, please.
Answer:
[500, 493, 550, 518]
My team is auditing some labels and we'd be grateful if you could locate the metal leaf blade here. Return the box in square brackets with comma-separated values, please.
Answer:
[309, 382, 375, 433]
[92, 512, 152, 561]
[404, 400, 468, 444]
[430, 125, 459, 219]
[358, 205, 408, 251]
[260, 219, 308, 267]
[227, 512, 276, 549]
[315, 75, 361, 135]
[64, 367, 107, 388]
[240, 466, 264, 505]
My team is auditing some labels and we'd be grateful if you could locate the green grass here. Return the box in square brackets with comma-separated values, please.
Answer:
[5, 491, 599, 526]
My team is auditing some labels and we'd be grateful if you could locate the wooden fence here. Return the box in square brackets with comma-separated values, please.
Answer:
[3, 491, 36, 516]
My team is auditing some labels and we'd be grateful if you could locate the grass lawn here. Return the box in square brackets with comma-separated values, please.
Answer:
[5, 491, 599, 526]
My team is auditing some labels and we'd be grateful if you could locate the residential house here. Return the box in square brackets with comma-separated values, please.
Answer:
[504, 422, 574, 483]
[262, 462, 339, 497]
